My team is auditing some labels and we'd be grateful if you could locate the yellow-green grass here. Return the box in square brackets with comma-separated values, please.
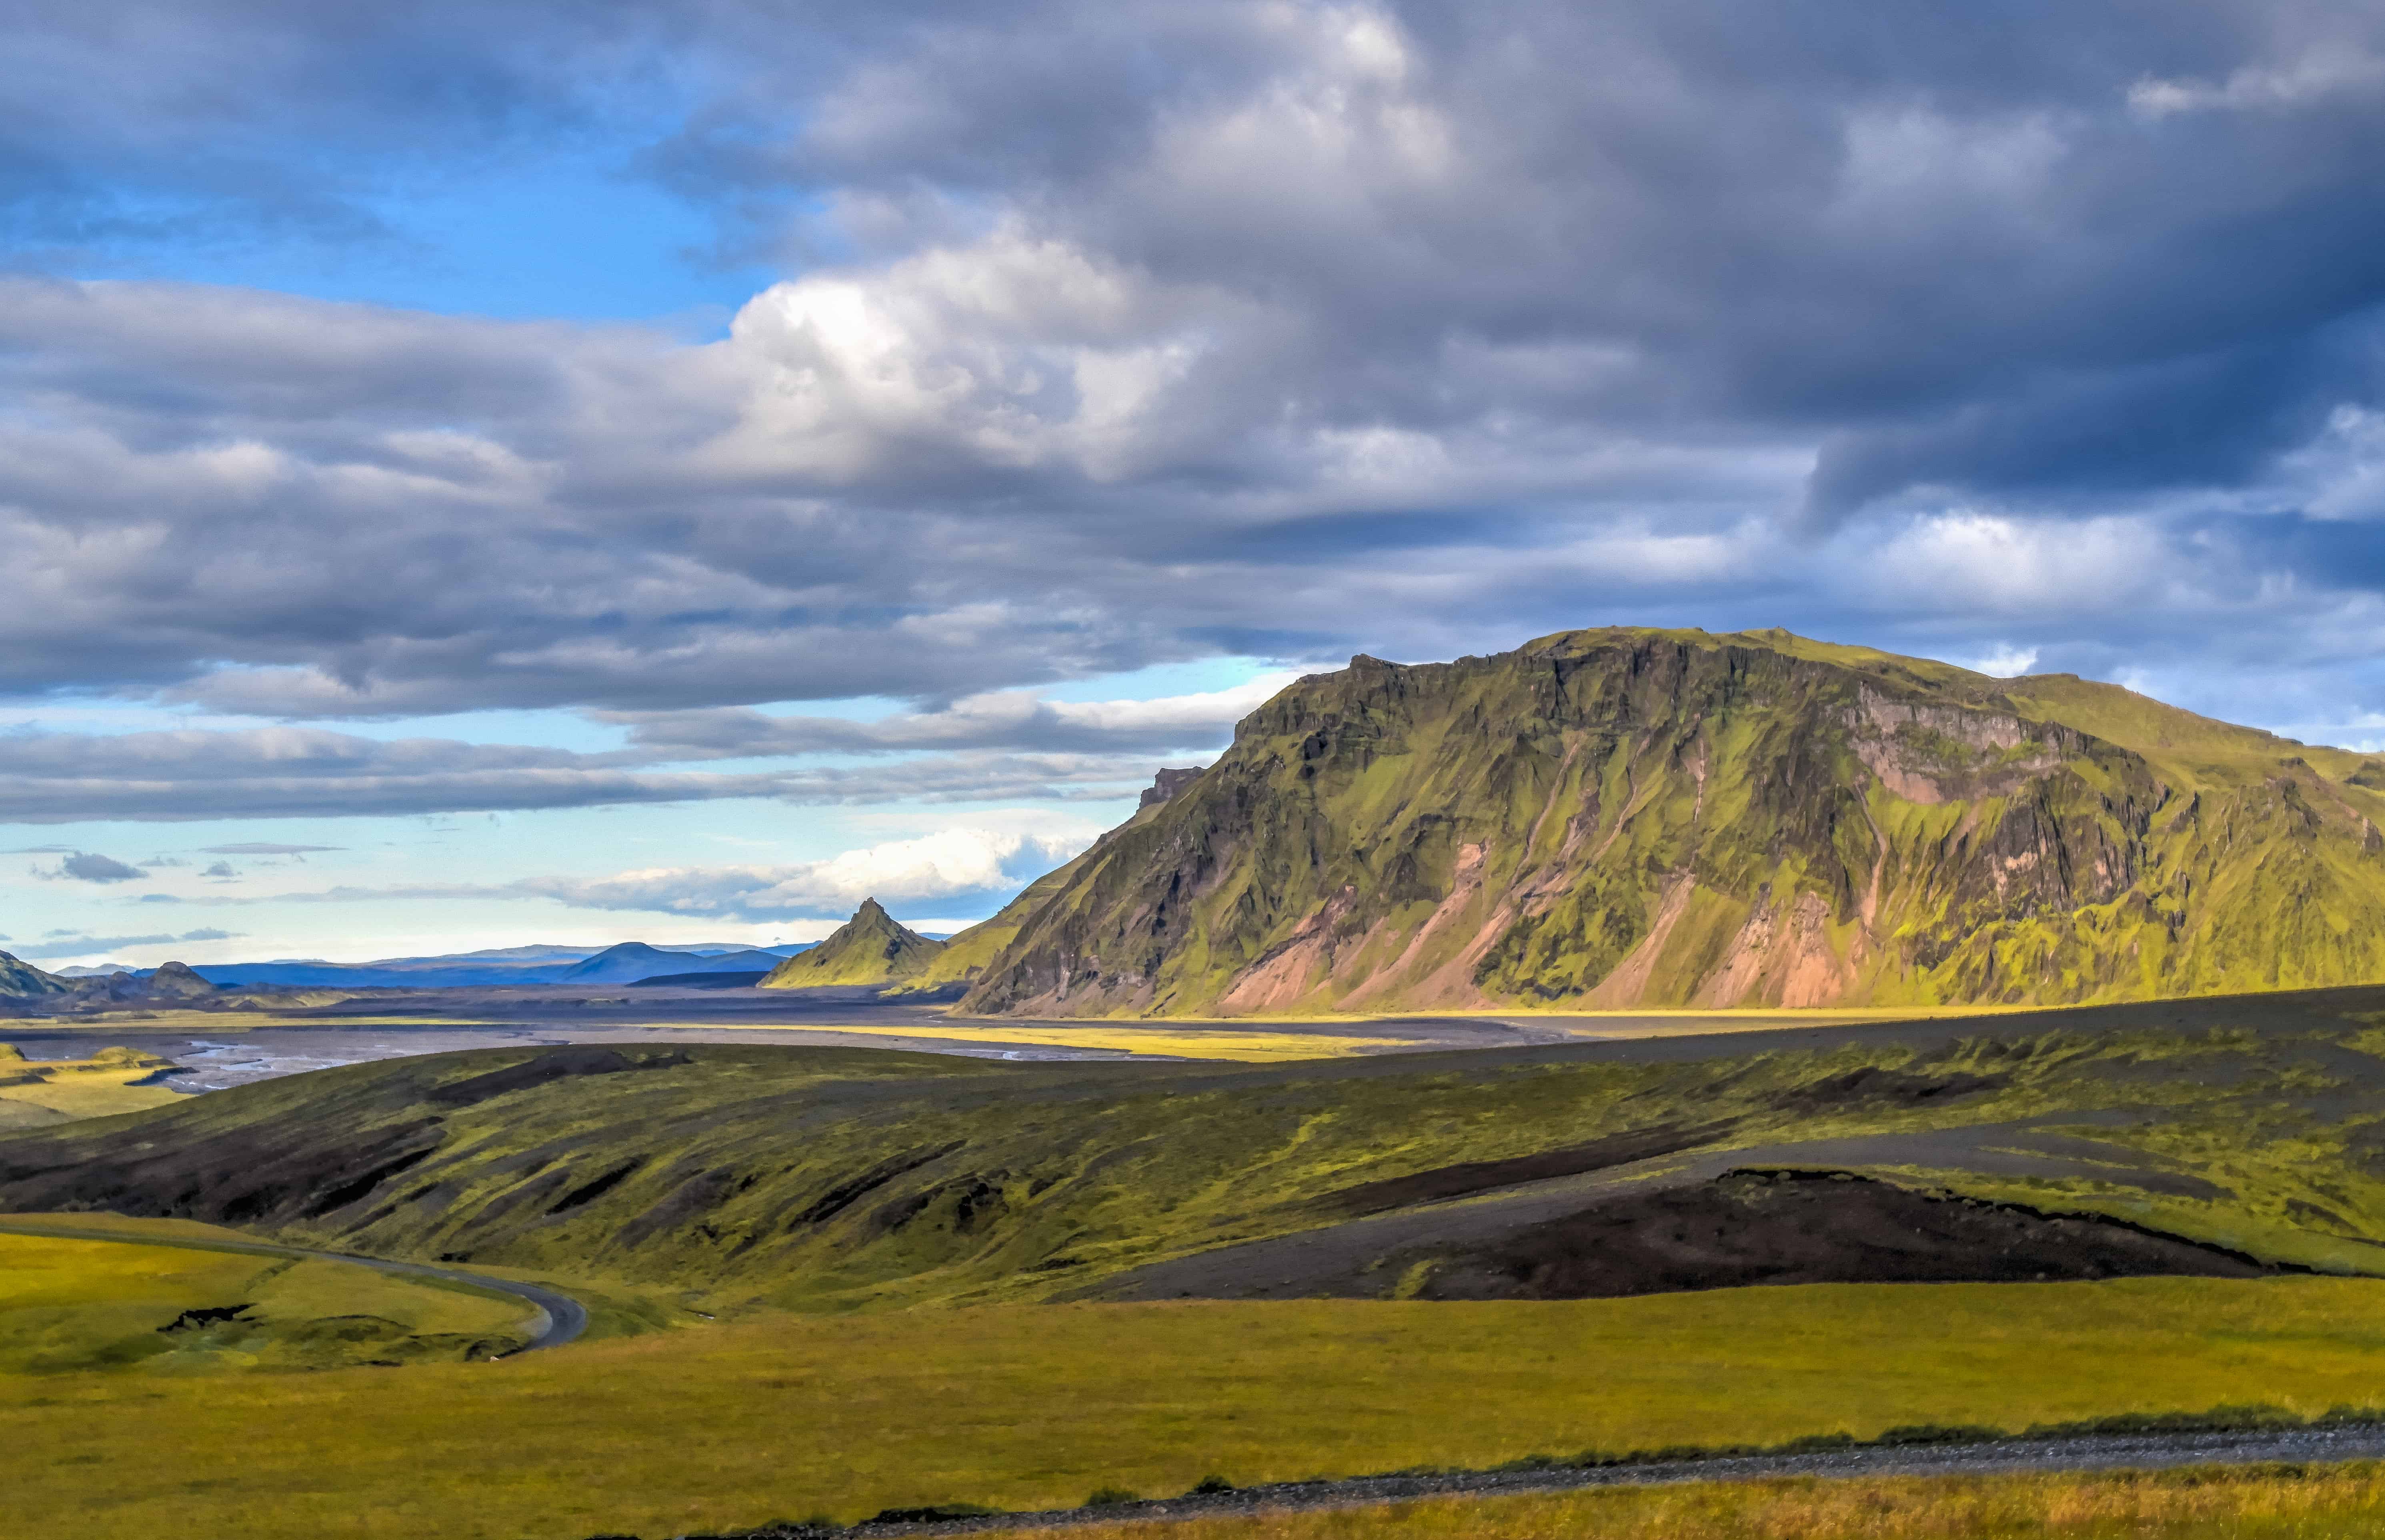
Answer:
[0, 1228, 534, 1374]
[1052, 1464, 2385, 1540]
[688, 1022, 1415, 1060]
[0, 1046, 187, 1125]
[10, 1278, 2385, 1539]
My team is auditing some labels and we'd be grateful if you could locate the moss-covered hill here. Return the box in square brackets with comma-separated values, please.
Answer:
[8, 990, 2385, 1308]
[759, 898, 943, 989]
[956, 626, 2385, 1017]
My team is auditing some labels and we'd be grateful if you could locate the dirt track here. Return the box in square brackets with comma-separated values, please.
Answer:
[605, 1420, 2385, 1538]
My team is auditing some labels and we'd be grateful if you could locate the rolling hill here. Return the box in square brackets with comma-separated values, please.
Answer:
[6, 988, 2385, 1309]
[950, 626, 2385, 1016]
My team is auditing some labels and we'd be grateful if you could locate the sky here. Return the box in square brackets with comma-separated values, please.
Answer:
[10, 0, 2385, 968]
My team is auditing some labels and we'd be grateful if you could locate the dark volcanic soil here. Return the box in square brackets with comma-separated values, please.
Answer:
[1411, 1170, 2273, 1299]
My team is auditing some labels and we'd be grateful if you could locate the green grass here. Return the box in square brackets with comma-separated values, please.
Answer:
[6, 1277, 2385, 1539]
[0, 1228, 534, 1373]
[1048, 1464, 2385, 1540]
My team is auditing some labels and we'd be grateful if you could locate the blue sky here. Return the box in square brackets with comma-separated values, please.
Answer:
[10, 1, 2385, 967]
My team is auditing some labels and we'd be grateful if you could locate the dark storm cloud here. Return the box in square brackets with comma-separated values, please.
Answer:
[10, 0, 2385, 794]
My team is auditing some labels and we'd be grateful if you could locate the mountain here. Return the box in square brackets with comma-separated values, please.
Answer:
[190, 942, 807, 989]
[142, 961, 219, 999]
[557, 943, 788, 984]
[954, 625, 2385, 1016]
[760, 900, 944, 988]
[0, 952, 71, 998]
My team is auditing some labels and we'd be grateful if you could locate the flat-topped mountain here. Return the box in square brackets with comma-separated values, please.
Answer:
[760, 899, 944, 989]
[954, 626, 2385, 1016]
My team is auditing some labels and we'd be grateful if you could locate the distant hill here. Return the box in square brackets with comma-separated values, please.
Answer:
[947, 625, 2385, 1016]
[0, 952, 72, 998]
[557, 944, 789, 984]
[760, 900, 943, 989]
[189, 941, 807, 989]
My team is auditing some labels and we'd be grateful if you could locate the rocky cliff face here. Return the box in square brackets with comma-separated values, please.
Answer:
[955, 627, 2385, 1016]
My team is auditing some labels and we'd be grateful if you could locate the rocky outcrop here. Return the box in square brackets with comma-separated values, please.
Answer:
[1139, 768, 1205, 809]
[954, 626, 2385, 1016]
[759, 900, 944, 989]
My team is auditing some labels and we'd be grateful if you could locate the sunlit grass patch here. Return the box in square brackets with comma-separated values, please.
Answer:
[1052, 1463, 2385, 1540]
[678, 1022, 1415, 1060]
[8, 1280, 2385, 1539]
[0, 1228, 533, 1374]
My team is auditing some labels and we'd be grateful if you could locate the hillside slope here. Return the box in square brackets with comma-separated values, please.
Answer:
[957, 627, 2385, 1017]
[5, 991, 2385, 1307]
[760, 899, 944, 988]
[0, 951, 71, 998]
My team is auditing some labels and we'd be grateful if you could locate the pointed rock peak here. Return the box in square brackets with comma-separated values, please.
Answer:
[758, 898, 945, 990]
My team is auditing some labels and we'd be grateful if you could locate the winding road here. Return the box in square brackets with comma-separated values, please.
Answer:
[0, 1216, 587, 1353]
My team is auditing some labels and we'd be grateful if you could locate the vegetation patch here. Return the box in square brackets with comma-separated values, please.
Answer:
[0, 1229, 534, 1373]
[7, 1281, 2385, 1538]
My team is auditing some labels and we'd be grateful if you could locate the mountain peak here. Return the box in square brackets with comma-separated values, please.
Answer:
[144, 961, 218, 999]
[956, 626, 2385, 1017]
[759, 900, 944, 990]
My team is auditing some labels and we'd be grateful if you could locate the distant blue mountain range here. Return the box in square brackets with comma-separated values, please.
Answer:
[106, 940, 814, 990]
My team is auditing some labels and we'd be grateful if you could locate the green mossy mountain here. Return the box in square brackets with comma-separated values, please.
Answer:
[0, 952, 70, 998]
[760, 899, 944, 989]
[956, 626, 2385, 1017]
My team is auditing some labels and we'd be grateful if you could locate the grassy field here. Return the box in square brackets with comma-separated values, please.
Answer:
[1056, 1464, 2385, 1540]
[0, 1227, 536, 1372]
[9, 1274, 2385, 1538]
[0, 1043, 186, 1126]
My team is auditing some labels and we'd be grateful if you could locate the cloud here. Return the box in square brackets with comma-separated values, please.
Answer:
[39, 852, 147, 883]
[13, 927, 243, 961]
[184, 826, 1096, 922]
[201, 861, 238, 878]
[200, 843, 345, 856]
[514, 827, 1095, 920]
[5, 1, 2385, 784]
[0, 676, 1259, 820]
[607, 673, 1298, 758]
[0, 718, 1207, 822]
[1965, 645, 2042, 679]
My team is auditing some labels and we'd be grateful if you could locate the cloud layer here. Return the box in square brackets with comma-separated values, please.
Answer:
[11, 1, 2385, 822]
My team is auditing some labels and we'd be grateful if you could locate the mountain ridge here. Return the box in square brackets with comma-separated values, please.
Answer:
[950, 626, 2385, 1016]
